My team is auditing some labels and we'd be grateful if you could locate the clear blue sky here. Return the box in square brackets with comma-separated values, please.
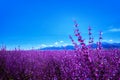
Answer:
[0, 0, 120, 49]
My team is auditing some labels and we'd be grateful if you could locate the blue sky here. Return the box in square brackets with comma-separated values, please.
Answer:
[0, 0, 120, 49]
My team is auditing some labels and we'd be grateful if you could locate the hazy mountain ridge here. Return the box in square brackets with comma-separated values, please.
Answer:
[40, 42, 120, 50]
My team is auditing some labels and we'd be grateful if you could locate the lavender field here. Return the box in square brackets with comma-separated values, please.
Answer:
[0, 49, 120, 80]
[0, 22, 120, 80]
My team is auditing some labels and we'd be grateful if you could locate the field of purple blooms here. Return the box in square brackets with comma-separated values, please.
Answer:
[0, 21, 120, 80]
[0, 49, 120, 80]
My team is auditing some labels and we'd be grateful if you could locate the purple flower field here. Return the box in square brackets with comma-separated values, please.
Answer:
[0, 21, 120, 80]
[0, 49, 120, 80]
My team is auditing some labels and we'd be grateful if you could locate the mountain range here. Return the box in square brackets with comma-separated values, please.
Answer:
[40, 42, 120, 50]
